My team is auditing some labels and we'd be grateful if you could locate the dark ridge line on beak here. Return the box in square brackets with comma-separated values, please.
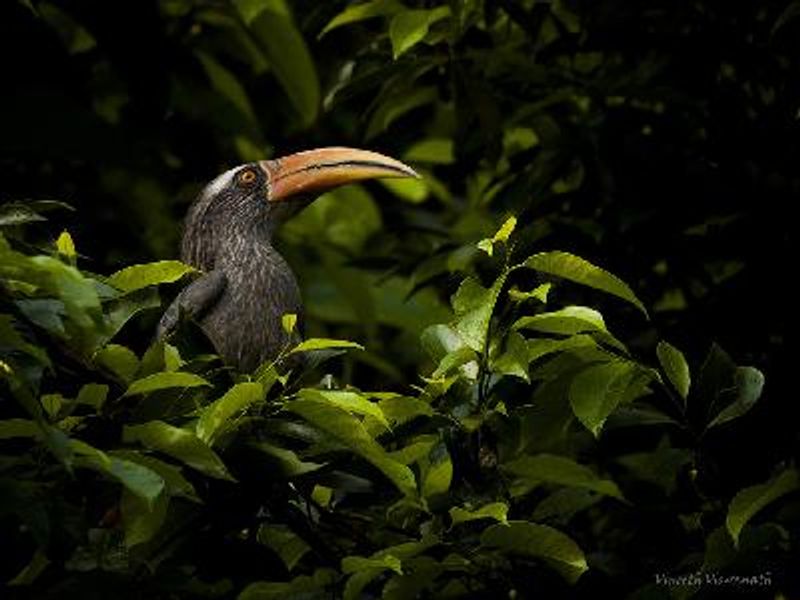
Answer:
[274, 159, 420, 180]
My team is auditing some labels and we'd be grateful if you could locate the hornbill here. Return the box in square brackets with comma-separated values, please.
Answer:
[157, 147, 418, 372]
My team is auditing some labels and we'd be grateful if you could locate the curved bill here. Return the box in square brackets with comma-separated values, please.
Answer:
[260, 147, 419, 202]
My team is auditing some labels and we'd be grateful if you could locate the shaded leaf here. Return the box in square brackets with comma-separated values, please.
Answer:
[389, 7, 450, 59]
[481, 521, 588, 584]
[503, 454, 624, 500]
[258, 524, 311, 572]
[657, 340, 690, 400]
[319, 0, 403, 37]
[707, 367, 765, 429]
[450, 502, 508, 526]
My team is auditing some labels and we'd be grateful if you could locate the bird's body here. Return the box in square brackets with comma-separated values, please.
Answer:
[157, 148, 417, 372]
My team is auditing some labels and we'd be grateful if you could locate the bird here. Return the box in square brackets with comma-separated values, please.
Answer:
[156, 147, 418, 372]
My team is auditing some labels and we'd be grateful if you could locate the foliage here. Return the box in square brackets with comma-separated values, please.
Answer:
[2, 0, 797, 598]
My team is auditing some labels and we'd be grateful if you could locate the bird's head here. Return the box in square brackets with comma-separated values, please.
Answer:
[182, 147, 419, 267]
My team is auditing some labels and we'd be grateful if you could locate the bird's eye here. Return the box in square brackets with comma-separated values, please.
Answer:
[238, 169, 258, 185]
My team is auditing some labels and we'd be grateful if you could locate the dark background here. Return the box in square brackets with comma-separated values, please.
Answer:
[2, 0, 798, 596]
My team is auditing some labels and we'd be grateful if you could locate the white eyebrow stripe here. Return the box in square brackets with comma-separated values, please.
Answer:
[204, 166, 238, 197]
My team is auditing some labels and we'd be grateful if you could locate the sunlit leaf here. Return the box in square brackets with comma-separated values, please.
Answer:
[196, 382, 265, 444]
[123, 421, 235, 481]
[287, 398, 416, 497]
[726, 469, 799, 546]
[108, 260, 197, 293]
[289, 338, 364, 354]
[319, 0, 403, 37]
[521, 251, 647, 316]
[123, 371, 210, 396]
[389, 7, 450, 59]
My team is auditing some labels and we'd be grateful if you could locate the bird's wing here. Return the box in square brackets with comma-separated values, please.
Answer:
[156, 270, 227, 339]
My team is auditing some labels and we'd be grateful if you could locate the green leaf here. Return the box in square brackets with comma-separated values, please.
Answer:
[656, 341, 690, 400]
[250, 441, 325, 478]
[432, 346, 478, 379]
[123, 421, 235, 481]
[377, 395, 433, 426]
[281, 313, 297, 334]
[196, 51, 258, 126]
[298, 389, 390, 430]
[245, 6, 320, 127]
[481, 521, 588, 584]
[123, 371, 210, 396]
[72, 439, 165, 507]
[287, 398, 416, 497]
[55, 230, 76, 263]
[532, 488, 602, 523]
[0, 418, 39, 439]
[319, 0, 403, 37]
[452, 273, 507, 352]
[94, 343, 139, 383]
[521, 251, 647, 316]
[514, 306, 607, 335]
[289, 338, 364, 354]
[75, 383, 109, 411]
[450, 502, 508, 526]
[108, 260, 197, 293]
[509, 283, 552, 304]
[239, 569, 337, 600]
[389, 7, 450, 59]
[403, 138, 454, 165]
[342, 554, 403, 600]
[726, 469, 799, 546]
[112, 450, 201, 502]
[196, 382, 265, 444]
[342, 554, 402, 575]
[569, 360, 649, 436]
[8, 549, 50, 586]
[503, 454, 624, 500]
[120, 489, 169, 547]
[257, 524, 311, 572]
[617, 438, 691, 495]
[707, 367, 765, 429]
[420, 442, 452, 500]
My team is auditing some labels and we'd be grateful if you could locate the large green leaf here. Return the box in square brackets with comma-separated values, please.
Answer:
[257, 524, 310, 572]
[389, 7, 450, 59]
[242, 4, 320, 127]
[298, 389, 390, 430]
[569, 360, 650, 436]
[502, 454, 624, 500]
[726, 469, 799, 546]
[521, 252, 647, 316]
[319, 0, 403, 37]
[123, 421, 235, 481]
[123, 371, 211, 396]
[286, 398, 416, 497]
[120, 488, 169, 547]
[72, 440, 165, 507]
[513, 306, 607, 335]
[196, 382, 265, 444]
[481, 521, 588, 583]
[107, 260, 197, 293]
[452, 273, 507, 352]
[707, 366, 765, 429]
[112, 450, 201, 503]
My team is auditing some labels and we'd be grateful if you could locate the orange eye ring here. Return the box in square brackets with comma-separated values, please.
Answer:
[238, 169, 258, 185]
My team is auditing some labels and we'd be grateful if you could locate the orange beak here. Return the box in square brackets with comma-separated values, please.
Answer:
[259, 147, 419, 202]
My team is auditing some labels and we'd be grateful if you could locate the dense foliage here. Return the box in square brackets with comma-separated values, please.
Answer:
[2, 0, 797, 598]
